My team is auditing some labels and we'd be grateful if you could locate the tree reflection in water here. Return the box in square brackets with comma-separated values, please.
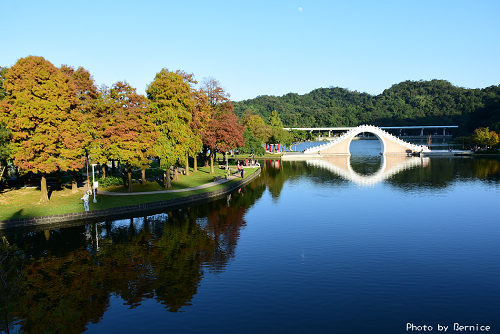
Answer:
[0, 181, 266, 333]
[0, 156, 499, 333]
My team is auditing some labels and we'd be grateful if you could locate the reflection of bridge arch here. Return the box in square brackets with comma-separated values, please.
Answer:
[304, 125, 430, 155]
[306, 155, 429, 186]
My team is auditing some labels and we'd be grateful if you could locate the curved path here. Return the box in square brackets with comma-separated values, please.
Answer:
[1, 169, 261, 231]
[99, 176, 240, 196]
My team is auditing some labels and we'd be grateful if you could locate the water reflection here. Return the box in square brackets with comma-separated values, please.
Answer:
[387, 157, 500, 189]
[0, 182, 265, 333]
[306, 155, 429, 186]
[1, 155, 499, 333]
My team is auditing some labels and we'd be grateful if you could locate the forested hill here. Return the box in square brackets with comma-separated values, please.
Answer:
[233, 80, 500, 134]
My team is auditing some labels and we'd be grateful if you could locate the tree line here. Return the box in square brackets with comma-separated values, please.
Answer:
[234, 80, 500, 135]
[0, 56, 244, 202]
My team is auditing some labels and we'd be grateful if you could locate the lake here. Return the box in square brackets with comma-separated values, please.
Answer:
[1, 141, 499, 333]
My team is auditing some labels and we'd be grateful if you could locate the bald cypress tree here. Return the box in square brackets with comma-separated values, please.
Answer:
[102, 82, 158, 192]
[0, 56, 87, 202]
[147, 69, 200, 188]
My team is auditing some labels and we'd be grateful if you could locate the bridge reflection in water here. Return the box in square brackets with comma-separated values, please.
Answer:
[306, 155, 429, 186]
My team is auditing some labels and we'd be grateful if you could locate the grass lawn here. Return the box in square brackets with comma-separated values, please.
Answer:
[0, 167, 258, 220]
[104, 166, 228, 193]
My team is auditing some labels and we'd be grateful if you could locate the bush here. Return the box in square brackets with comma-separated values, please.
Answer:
[97, 176, 124, 188]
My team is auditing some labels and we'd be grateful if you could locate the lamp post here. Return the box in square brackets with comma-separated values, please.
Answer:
[91, 164, 98, 203]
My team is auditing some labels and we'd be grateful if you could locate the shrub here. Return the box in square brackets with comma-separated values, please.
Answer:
[97, 176, 124, 188]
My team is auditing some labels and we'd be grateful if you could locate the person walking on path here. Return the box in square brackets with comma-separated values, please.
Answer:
[81, 191, 90, 211]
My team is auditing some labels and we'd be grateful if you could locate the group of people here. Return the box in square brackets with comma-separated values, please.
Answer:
[226, 163, 244, 179]
[225, 158, 255, 179]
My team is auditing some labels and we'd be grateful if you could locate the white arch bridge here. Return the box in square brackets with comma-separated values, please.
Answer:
[302, 125, 430, 156]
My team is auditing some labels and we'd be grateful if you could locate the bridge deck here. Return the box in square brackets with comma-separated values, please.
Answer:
[284, 126, 458, 131]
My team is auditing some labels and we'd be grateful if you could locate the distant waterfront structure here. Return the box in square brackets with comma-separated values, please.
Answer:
[284, 125, 458, 139]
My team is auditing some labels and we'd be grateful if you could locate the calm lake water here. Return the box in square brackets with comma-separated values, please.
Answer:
[1, 141, 500, 333]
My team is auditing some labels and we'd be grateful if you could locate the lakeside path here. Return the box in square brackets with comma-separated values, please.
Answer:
[0, 168, 261, 231]
[99, 176, 239, 196]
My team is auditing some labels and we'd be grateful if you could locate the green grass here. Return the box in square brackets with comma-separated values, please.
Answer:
[104, 167, 228, 193]
[0, 168, 258, 220]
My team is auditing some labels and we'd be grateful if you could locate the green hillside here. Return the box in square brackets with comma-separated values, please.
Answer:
[234, 80, 500, 135]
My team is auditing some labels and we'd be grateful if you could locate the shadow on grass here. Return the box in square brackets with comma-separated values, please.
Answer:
[7, 209, 24, 220]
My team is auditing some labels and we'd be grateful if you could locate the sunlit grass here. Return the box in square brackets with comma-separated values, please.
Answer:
[104, 167, 227, 192]
[0, 168, 258, 220]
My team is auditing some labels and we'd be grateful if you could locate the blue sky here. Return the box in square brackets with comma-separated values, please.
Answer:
[2, 0, 499, 101]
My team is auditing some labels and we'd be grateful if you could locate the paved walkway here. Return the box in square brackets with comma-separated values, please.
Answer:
[98, 176, 242, 196]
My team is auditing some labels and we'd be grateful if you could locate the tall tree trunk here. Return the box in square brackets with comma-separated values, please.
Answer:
[185, 153, 190, 176]
[56, 168, 62, 190]
[173, 167, 179, 181]
[165, 168, 171, 189]
[210, 153, 214, 174]
[101, 164, 106, 179]
[40, 174, 49, 203]
[0, 166, 6, 185]
[111, 160, 116, 175]
[86, 156, 91, 193]
[127, 165, 133, 192]
[71, 171, 78, 193]
[204, 149, 209, 167]
[193, 154, 198, 172]
[141, 168, 146, 185]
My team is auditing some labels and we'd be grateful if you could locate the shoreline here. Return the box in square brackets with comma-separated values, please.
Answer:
[0, 167, 261, 232]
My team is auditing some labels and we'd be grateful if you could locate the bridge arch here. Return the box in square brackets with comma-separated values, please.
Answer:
[346, 128, 386, 155]
[303, 125, 430, 155]
[306, 155, 429, 186]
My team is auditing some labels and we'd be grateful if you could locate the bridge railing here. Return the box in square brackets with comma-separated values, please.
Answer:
[303, 125, 430, 153]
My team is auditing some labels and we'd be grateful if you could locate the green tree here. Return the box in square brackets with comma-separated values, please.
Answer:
[0, 56, 87, 202]
[239, 110, 271, 154]
[233, 80, 500, 136]
[240, 128, 265, 155]
[0, 124, 11, 185]
[472, 127, 499, 147]
[60, 65, 99, 192]
[241, 110, 272, 143]
[190, 89, 211, 172]
[103, 82, 158, 192]
[1, 68, 13, 185]
[0, 67, 7, 100]
[147, 69, 199, 188]
[267, 110, 292, 146]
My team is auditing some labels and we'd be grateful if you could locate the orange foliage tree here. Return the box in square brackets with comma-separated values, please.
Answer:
[101, 82, 158, 192]
[201, 79, 244, 173]
[0, 56, 88, 202]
